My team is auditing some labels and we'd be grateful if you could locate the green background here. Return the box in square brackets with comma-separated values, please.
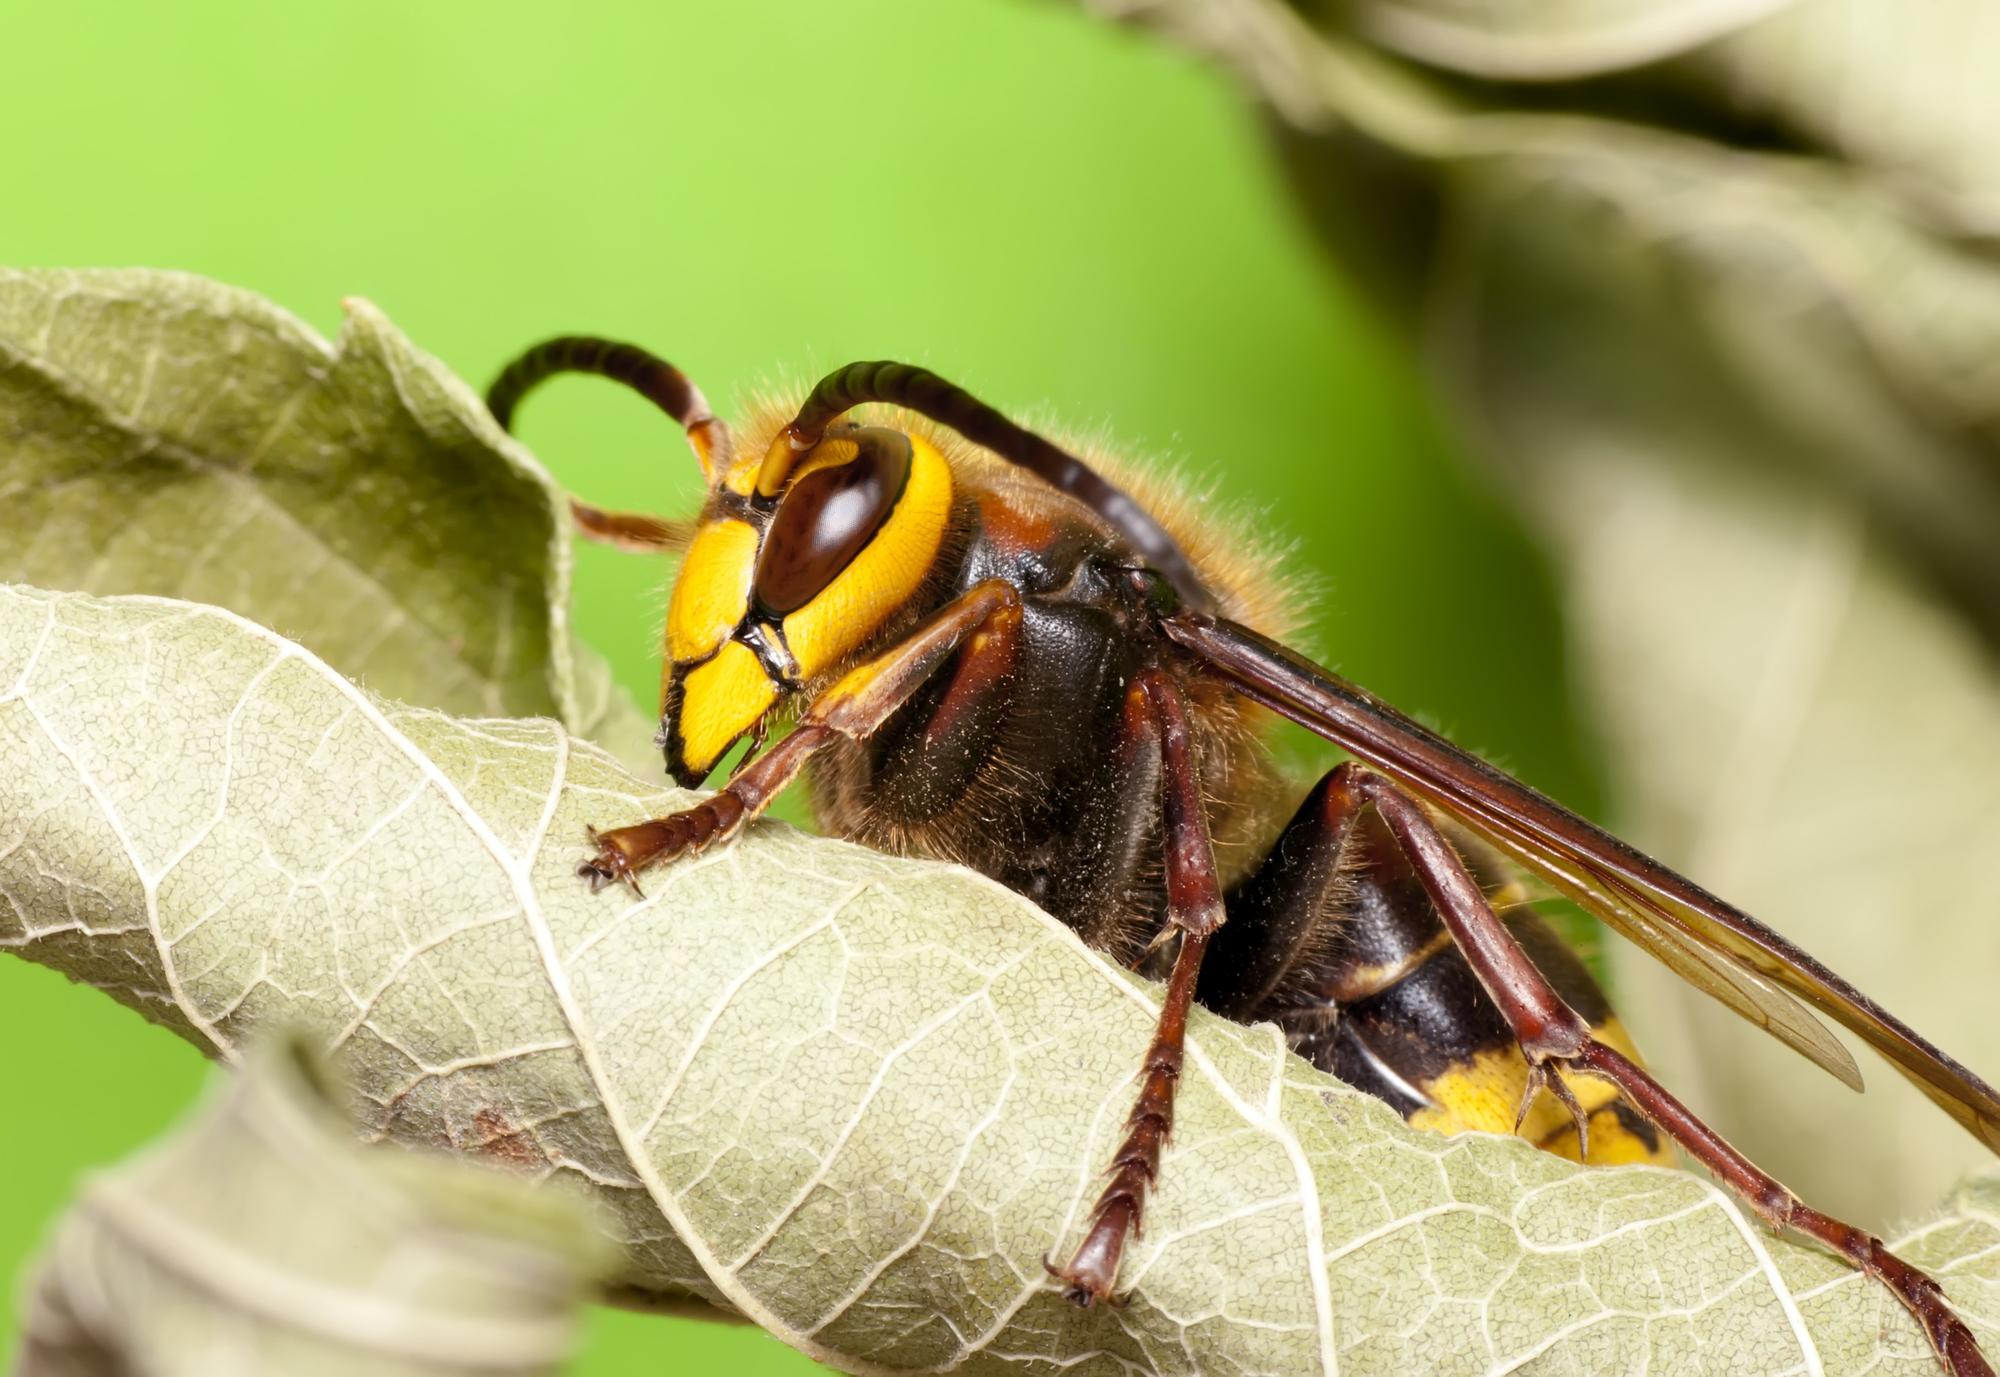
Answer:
[0, 3, 1595, 1371]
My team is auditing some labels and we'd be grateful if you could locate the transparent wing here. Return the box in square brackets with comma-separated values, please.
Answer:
[1165, 613, 2000, 1152]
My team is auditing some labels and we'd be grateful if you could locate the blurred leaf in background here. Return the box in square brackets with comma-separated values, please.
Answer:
[1077, 0, 2000, 1230]
[17, 1032, 602, 1377]
[0, 4, 1588, 1374]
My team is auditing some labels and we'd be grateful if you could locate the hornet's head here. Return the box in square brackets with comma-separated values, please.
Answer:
[658, 420, 954, 784]
[488, 344, 1206, 787]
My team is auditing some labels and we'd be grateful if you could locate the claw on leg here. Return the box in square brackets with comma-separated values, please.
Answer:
[1515, 1058, 1591, 1162]
[1044, 1236, 1133, 1309]
[577, 826, 645, 897]
[574, 794, 749, 895]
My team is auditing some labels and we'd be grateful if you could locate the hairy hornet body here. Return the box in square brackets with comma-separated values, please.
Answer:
[490, 340, 2000, 1375]
[660, 396, 1663, 1166]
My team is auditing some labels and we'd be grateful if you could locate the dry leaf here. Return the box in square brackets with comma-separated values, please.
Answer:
[0, 267, 656, 774]
[5, 581, 1998, 1374]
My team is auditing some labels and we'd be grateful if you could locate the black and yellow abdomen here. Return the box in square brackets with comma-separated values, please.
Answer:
[1283, 818, 1669, 1166]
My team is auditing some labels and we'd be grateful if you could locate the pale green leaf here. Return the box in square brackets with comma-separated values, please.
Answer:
[14, 1031, 601, 1377]
[0, 266, 657, 775]
[1695, 0, 2000, 230]
[6, 582, 1999, 1374]
[1079, 2, 2000, 628]
[1434, 131, 2000, 642]
[1332, 0, 1800, 81]
[1294, 0, 2000, 228]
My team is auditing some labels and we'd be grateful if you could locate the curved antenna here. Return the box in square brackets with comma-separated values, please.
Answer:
[486, 336, 732, 479]
[762, 361, 1212, 610]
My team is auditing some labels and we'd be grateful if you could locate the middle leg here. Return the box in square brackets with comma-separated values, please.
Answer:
[1048, 667, 1225, 1306]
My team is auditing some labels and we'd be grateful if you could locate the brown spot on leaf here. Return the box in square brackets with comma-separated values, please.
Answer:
[472, 1107, 547, 1172]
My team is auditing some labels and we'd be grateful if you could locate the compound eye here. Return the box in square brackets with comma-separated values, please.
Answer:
[752, 427, 913, 618]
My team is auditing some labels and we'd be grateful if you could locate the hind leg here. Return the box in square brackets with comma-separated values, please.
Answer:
[1343, 765, 1990, 1377]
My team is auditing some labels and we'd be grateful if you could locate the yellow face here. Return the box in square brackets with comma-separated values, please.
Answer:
[658, 426, 954, 783]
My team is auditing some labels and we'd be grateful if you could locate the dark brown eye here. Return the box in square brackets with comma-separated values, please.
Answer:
[751, 427, 912, 618]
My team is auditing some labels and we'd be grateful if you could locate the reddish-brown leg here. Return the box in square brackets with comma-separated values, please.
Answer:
[1047, 668, 1225, 1306]
[1351, 767, 1991, 1377]
[577, 580, 1023, 893]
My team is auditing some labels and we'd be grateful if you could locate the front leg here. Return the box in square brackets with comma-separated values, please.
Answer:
[566, 498, 690, 553]
[577, 580, 1023, 892]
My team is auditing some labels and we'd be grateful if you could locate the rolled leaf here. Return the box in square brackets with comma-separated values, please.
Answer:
[4, 581, 1996, 1374]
